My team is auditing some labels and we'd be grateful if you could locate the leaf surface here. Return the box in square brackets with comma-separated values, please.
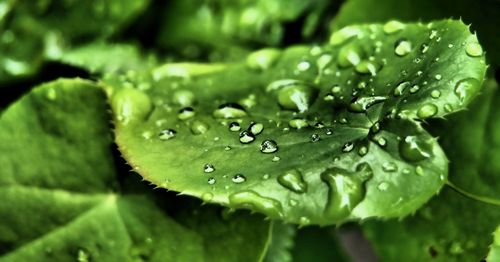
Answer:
[109, 20, 485, 225]
[0, 79, 270, 261]
[362, 80, 500, 261]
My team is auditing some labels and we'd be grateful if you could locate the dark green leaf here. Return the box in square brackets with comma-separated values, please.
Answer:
[292, 226, 349, 262]
[264, 223, 296, 262]
[0, 79, 271, 261]
[108, 20, 485, 225]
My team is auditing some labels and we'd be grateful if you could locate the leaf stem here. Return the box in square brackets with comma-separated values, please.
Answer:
[446, 181, 500, 207]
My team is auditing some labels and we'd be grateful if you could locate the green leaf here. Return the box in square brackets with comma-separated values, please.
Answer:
[157, 0, 332, 61]
[331, 0, 500, 68]
[264, 223, 296, 262]
[55, 42, 157, 74]
[0, 0, 149, 83]
[0, 79, 271, 261]
[488, 225, 500, 262]
[108, 20, 485, 225]
[291, 227, 348, 262]
[362, 79, 500, 261]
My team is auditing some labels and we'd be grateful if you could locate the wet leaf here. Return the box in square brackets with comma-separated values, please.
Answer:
[108, 20, 485, 225]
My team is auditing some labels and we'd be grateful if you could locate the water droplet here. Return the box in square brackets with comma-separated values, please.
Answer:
[249, 122, 264, 135]
[159, 129, 177, 140]
[173, 90, 195, 107]
[232, 174, 247, 184]
[377, 182, 389, 191]
[420, 43, 429, 54]
[207, 177, 216, 185]
[399, 136, 432, 162]
[454, 78, 479, 103]
[299, 216, 311, 225]
[355, 60, 381, 76]
[324, 93, 335, 101]
[262, 174, 270, 180]
[444, 103, 453, 112]
[289, 118, 309, 129]
[77, 249, 91, 262]
[358, 146, 368, 156]
[272, 156, 281, 162]
[370, 122, 380, 134]
[239, 131, 256, 144]
[229, 122, 241, 132]
[190, 120, 210, 135]
[349, 96, 387, 112]
[338, 44, 364, 67]
[429, 29, 438, 39]
[204, 164, 215, 173]
[224, 146, 232, 151]
[178, 107, 195, 120]
[297, 61, 311, 71]
[383, 20, 406, 34]
[415, 166, 424, 176]
[277, 170, 307, 194]
[202, 192, 214, 201]
[342, 142, 355, 152]
[431, 90, 441, 98]
[394, 39, 412, 56]
[375, 137, 386, 147]
[246, 48, 281, 70]
[382, 162, 398, 172]
[448, 44, 454, 48]
[435, 74, 442, 80]
[229, 190, 283, 218]
[331, 85, 342, 94]
[260, 140, 279, 153]
[325, 129, 333, 135]
[394, 81, 410, 97]
[449, 242, 465, 255]
[321, 166, 372, 221]
[289, 199, 298, 206]
[417, 104, 438, 119]
[465, 41, 482, 57]
[276, 82, 318, 112]
[329, 26, 362, 46]
[310, 133, 320, 142]
[213, 103, 247, 119]
[409, 85, 420, 94]
[111, 88, 152, 124]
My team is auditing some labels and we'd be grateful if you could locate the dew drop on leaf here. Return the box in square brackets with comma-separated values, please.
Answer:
[394, 39, 412, 57]
[289, 118, 309, 129]
[277, 82, 318, 112]
[465, 42, 483, 57]
[249, 122, 264, 135]
[329, 26, 362, 46]
[310, 134, 320, 142]
[229, 122, 241, 132]
[178, 107, 195, 120]
[394, 81, 410, 97]
[420, 43, 430, 54]
[399, 136, 432, 162]
[431, 90, 441, 99]
[204, 163, 215, 173]
[383, 20, 406, 34]
[382, 162, 398, 172]
[277, 169, 307, 194]
[417, 104, 438, 119]
[377, 182, 389, 191]
[111, 88, 152, 124]
[158, 129, 177, 140]
[207, 177, 216, 185]
[338, 44, 364, 67]
[190, 120, 209, 135]
[454, 78, 479, 103]
[348, 96, 387, 112]
[213, 103, 247, 119]
[260, 139, 279, 153]
[201, 192, 214, 202]
[239, 130, 256, 144]
[355, 60, 381, 76]
[342, 142, 355, 152]
[246, 48, 281, 70]
[232, 174, 247, 184]
[229, 190, 283, 218]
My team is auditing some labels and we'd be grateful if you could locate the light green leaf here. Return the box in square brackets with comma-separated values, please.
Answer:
[331, 0, 500, 68]
[108, 20, 485, 225]
[488, 225, 500, 262]
[362, 79, 500, 261]
[54, 42, 157, 74]
[0, 79, 271, 261]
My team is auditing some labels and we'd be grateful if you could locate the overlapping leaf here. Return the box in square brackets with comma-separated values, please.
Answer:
[0, 79, 271, 261]
[108, 20, 485, 225]
[362, 80, 500, 261]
